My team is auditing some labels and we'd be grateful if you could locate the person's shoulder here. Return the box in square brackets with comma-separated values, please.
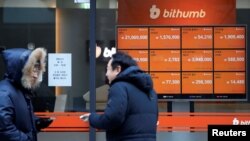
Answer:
[0, 81, 10, 97]
[0, 79, 10, 88]
[0, 79, 15, 95]
[110, 81, 137, 94]
[111, 81, 131, 88]
[109, 81, 131, 92]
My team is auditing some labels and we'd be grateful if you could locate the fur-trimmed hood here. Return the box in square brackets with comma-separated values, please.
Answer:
[1, 48, 47, 89]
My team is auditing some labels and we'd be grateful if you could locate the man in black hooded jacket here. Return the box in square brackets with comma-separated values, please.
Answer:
[81, 51, 158, 141]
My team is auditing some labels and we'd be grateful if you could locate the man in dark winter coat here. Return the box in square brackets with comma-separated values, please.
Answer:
[0, 47, 51, 141]
[81, 51, 158, 141]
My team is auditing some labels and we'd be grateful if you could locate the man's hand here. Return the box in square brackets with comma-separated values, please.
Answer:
[79, 113, 91, 122]
[36, 117, 54, 131]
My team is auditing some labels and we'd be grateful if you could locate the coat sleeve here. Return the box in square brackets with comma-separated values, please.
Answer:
[89, 83, 128, 130]
[0, 91, 32, 141]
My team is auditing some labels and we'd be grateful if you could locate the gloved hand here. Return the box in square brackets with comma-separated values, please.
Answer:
[36, 117, 53, 131]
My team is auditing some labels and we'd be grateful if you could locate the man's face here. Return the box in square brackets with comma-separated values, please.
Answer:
[30, 62, 41, 84]
[21, 61, 43, 90]
[106, 59, 120, 84]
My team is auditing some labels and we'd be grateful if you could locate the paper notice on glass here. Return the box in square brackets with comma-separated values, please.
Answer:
[48, 53, 72, 86]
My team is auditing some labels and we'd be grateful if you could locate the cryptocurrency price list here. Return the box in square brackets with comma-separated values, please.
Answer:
[117, 26, 246, 100]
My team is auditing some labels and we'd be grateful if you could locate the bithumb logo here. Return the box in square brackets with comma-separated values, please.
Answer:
[149, 4, 206, 19]
[233, 118, 250, 125]
[150, 5, 161, 19]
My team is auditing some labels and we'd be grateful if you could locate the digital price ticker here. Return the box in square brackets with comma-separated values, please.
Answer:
[182, 50, 213, 71]
[151, 72, 181, 95]
[117, 25, 247, 100]
[214, 27, 245, 49]
[150, 50, 180, 71]
[117, 27, 148, 49]
[122, 50, 148, 71]
[150, 27, 180, 49]
[182, 27, 213, 49]
[214, 50, 245, 71]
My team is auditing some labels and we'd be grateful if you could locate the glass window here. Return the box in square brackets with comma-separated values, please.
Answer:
[0, 0, 249, 116]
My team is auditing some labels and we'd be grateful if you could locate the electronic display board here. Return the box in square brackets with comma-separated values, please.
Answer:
[117, 25, 247, 101]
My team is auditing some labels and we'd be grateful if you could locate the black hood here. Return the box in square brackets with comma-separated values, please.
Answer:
[2, 48, 32, 83]
[111, 66, 154, 93]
